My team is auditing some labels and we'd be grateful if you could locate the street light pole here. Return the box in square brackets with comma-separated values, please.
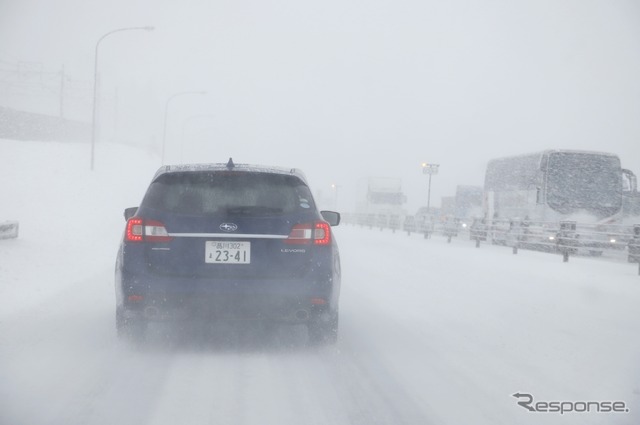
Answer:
[421, 163, 440, 210]
[180, 114, 216, 162]
[331, 183, 341, 210]
[90, 26, 154, 171]
[161, 91, 207, 165]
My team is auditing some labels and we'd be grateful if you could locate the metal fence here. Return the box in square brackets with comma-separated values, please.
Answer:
[342, 213, 640, 273]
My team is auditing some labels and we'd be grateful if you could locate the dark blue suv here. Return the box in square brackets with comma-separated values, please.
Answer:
[115, 159, 341, 344]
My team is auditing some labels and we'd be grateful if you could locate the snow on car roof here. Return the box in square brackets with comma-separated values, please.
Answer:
[152, 160, 308, 183]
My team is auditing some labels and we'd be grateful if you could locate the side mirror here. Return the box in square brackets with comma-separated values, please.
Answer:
[622, 169, 637, 193]
[321, 211, 340, 226]
[124, 207, 138, 221]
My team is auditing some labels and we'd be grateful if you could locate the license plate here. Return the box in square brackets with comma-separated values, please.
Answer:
[205, 241, 251, 264]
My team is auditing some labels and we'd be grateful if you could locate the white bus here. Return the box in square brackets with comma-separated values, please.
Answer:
[484, 150, 636, 223]
[483, 150, 640, 252]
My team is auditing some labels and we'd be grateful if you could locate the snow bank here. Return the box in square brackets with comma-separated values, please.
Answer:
[0, 139, 159, 318]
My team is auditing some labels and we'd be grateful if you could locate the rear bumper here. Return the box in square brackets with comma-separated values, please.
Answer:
[116, 270, 338, 322]
[119, 299, 328, 323]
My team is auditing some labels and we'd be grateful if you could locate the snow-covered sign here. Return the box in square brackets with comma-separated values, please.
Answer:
[0, 221, 19, 239]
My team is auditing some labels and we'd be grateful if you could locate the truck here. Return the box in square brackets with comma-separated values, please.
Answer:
[355, 177, 407, 231]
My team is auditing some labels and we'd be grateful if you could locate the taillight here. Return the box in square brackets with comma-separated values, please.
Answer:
[286, 223, 313, 244]
[314, 222, 331, 245]
[125, 218, 172, 243]
[126, 218, 143, 242]
[285, 221, 331, 245]
[144, 220, 172, 242]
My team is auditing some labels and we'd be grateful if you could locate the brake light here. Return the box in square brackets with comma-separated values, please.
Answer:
[126, 218, 143, 242]
[285, 221, 331, 245]
[125, 218, 172, 243]
[314, 222, 331, 245]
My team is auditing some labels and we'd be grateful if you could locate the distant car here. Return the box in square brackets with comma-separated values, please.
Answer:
[115, 159, 341, 344]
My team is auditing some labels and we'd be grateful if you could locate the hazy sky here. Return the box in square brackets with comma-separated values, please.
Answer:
[1, 0, 640, 210]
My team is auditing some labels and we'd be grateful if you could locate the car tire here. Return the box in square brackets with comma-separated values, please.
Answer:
[307, 312, 339, 345]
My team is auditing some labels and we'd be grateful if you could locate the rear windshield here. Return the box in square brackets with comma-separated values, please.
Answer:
[141, 172, 316, 216]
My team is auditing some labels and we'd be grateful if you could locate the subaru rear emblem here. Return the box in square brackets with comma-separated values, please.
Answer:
[220, 223, 238, 232]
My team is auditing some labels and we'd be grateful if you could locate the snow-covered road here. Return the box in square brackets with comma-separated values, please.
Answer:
[1, 140, 639, 425]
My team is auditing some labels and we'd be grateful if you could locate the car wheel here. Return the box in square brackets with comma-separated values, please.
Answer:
[307, 312, 339, 345]
[116, 308, 146, 342]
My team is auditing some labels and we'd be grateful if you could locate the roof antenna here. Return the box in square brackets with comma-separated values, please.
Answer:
[226, 157, 235, 169]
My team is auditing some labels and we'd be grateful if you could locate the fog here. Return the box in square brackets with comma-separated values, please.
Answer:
[1, 139, 639, 425]
[2, 0, 640, 211]
[3, 3, 640, 423]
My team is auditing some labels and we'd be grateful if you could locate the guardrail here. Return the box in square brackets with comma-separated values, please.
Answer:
[342, 213, 640, 275]
[0, 221, 19, 240]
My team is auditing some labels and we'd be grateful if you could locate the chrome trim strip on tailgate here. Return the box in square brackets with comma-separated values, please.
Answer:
[168, 233, 288, 239]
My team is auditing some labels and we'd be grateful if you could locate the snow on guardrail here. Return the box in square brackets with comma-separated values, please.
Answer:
[342, 213, 640, 274]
